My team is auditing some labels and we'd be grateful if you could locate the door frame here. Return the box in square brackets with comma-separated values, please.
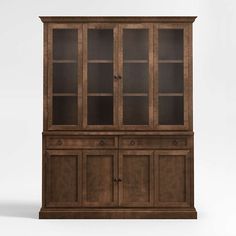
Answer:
[82, 23, 119, 130]
[118, 23, 154, 130]
[118, 150, 154, 207]
[154, 150, 191, 207]
[45, 150, 82, 207]
[47, 23, 83, 130]
[82, 150, 118, 207]
[154, 23, 191, 130]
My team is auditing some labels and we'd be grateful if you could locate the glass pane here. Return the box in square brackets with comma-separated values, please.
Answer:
[88, 96, 113, 125]
[123, 63, 148, 93]
[88, 63, 113, 93]
[53, 63, 77, 93]
[53, 96, 77, 125]
[159, 63, 183, 93]
[53, 29, 78, 60]
[158, 29, 183, 60]
[159, 96, 183, 125]
[123, 96, 148, 125]
[88, 29, 113, 60]
[123, 29, 148, 60]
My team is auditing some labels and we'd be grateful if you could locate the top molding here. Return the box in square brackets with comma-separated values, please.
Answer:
[39, 16, 197, 23]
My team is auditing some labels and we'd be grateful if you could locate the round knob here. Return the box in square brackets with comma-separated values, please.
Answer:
[56, 139, 63, 146]
[118, 178, 122, 182]
[130, 140, 135, 146]
[114, 75, 118, 80]
[99, 140, 105, 146]
[118, 75, 122, 80]
[173, 140, 178, 146]
[113, 178, 118, 182]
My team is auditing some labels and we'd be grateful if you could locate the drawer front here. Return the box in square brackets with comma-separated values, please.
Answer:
[46, 136, 118, 149]
[119, 136, 189, 149]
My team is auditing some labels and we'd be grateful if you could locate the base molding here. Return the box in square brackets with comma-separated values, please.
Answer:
[39, 207, 197, 219]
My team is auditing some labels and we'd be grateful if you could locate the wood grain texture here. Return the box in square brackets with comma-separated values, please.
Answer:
[40, 16, 196, 219]
[39, 16, 197, 23]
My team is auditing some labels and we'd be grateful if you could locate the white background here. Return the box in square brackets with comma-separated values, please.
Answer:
[0, 0, 236, 235]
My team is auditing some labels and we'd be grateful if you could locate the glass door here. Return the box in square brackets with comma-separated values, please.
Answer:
[154, 24, 189, 129]
[83, 24, 118, 128]
[119, 24, 153, 129]
[48, 24, 82, 129]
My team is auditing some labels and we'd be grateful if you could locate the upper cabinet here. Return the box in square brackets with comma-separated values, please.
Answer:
[45, 22, 192, 130]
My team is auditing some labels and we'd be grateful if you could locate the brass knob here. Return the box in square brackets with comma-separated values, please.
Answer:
[130, 140, 135, 146]
[56, 139, 62, 146]
[173, 140, 178, 146]
[99, 140, 105, 146]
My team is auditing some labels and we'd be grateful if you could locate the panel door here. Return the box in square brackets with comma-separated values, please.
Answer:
[119, 24, 153, 129]
[83, 24, 119, 129]
[47, 24, 83, 130]
[119, 150, 154, 207]
[82, 150, 118, 206]
[45, 150, 82, 207]
[154, 150, 191, 207]
[154, 23, 191, 130]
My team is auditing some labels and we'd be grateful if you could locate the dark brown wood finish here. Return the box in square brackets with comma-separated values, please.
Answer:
[39, 16, 197, 219]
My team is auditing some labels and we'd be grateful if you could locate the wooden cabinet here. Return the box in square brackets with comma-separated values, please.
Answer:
[39, 16, 197, 219]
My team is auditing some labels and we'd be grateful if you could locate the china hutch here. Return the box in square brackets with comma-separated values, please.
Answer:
[39, 16, 197, 219]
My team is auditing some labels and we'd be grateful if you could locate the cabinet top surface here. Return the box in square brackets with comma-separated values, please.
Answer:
[39, 16, 197, 23]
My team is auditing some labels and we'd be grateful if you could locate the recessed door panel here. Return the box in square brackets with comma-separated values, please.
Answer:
[46, 151, 82, 207]
[119, 150, 154, 207]
[82, 150, 118, 206]
[154, 150, 191, 207]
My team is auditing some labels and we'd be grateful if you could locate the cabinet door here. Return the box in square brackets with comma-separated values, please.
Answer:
[154, 24, 190, 130]
[45, 150, 82, 207]
[47, 24, 83, 130]
[119, 150, 154, 207]
[82, 150, 118, 206]
[154, 150, 191, 207]
[119, 24, 153, 129]
[83, 24, 118, 129]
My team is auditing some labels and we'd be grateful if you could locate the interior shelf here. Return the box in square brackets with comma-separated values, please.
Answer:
[88, 60, 113, 63]
[158, 93, 183, 96]
[124, 60, 148, 63]
[88, 93, 113, 96]
[158, 60, 183, 63]
[123, 93, 148, 97]
[53, 93, 77, 96]
[53, 60, 77, 63]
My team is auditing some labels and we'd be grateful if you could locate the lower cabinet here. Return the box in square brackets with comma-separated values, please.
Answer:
[45, 149, 191, 208]
[154, 150, 191, 207]
[45, 150, 82, 207]
[82, 150, 118, 207]
[119, 150, 154, 207]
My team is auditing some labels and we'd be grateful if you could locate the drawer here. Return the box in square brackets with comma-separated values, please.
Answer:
[119, 136, 189, 149]
[46, 136, 118, 149]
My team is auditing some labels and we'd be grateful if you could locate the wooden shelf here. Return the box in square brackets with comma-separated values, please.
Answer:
[53, 60, 77, 63]
[159, 93, 183, 96]
[124, 60, 148, 63]
[158, 60, 183, 63]
[88, 93, 113, 96]
[123, 93, 148, 97]
[88, 60, 113, 63]
[53, 93, 77, 96]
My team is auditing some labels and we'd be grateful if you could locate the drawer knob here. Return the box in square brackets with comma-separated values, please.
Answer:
[56, 139, 63, 146]
[173, 140, 178, 146]
[99, 140, 105, 146]
[130, 140, 135, 146]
